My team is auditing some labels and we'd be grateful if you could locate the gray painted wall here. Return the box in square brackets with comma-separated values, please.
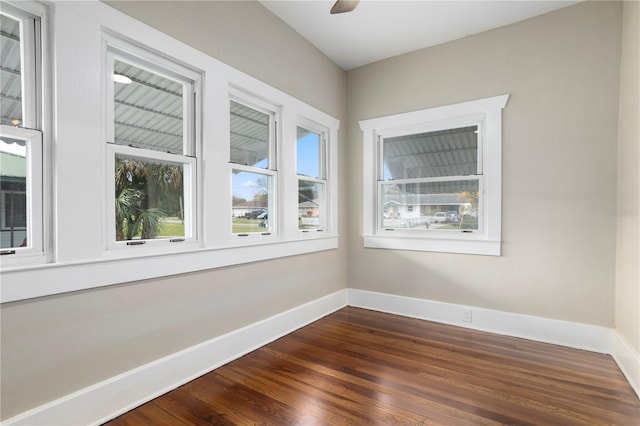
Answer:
[0, 1, 348, 419]
[1, 0, 634, 420]
[346, 1, 622, 326]
[616, 0, 640, 354]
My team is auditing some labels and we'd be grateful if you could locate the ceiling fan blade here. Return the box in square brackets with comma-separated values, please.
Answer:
[330, 0, 360, 14]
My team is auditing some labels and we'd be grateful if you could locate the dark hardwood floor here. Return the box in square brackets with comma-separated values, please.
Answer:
[105, 307, 640, 425]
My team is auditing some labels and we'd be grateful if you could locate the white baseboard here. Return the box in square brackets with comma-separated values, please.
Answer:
[3, 290, 349, 426]
[612, 330, 640, 398]
[6, 288, 636, 425]
[347, 289, 612, 354]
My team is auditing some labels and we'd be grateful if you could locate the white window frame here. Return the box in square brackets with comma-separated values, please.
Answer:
[103, 35, 201, 252]
[1, 2, 41, 129]
[0, 1, 48, 266]
[296, 118, 329, 234]
[0, 1, 340, 303]
[360, 95, 509, 256]
[0, 126, 43, 259]
[228, 91, 280, 239]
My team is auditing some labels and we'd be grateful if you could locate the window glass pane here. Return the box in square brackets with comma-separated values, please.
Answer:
[115, 154, 186, 241]
[113, 59, 184, 154]
[381, 179, 479, 230]
[298, 179, 323, 230]
[383, 126, 478, 180]
[230, 101, 269, 168]
[0, 13, 23, 127]
[297, 127, 321, 178]
[231, 170, 272, 233]
[0, 136, 27, 248]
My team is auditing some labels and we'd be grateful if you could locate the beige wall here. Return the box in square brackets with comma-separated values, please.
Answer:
[1, 0, 634, 420]
[615, 1, 640, 353]
[346, 1, 622, 326]
[0, 1, 347, 419]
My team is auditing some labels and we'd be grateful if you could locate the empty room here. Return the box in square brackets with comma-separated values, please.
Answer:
[1, 0, 638, 424]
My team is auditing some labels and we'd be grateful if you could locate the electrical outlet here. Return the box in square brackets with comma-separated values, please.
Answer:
[462, 309, 472, 323]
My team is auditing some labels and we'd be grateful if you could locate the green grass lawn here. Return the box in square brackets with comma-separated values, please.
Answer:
[158, 221, 185, 237]
[232, 218, 265, 233]
[122, 218, 267, 239]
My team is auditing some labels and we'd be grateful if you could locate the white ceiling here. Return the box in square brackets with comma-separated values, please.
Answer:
[260, 0, 579, 70]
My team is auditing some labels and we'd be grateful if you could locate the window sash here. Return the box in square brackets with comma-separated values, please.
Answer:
[377, 176, 483, 235]
[104, 38, 198, 157]
[380, 126, 481, 181]
[378, 122, 483, 181]
[0, 4, 41, 129]
[106, 144, 196, 248]
[297, 177, 326, 232]
[296, 126, 325, 179]
[230, 164, 277, 236]
[229, 96, 277, 171]
[0, 125, 42, 255]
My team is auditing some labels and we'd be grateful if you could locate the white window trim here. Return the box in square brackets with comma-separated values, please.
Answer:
[0, 1, 339, 303]
[360, 94, 509, 256]
[103, 34, 202, 253]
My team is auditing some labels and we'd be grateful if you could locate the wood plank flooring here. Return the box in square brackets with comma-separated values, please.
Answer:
[105, 307, 640, 425]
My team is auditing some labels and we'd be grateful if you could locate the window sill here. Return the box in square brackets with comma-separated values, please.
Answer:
[0, 235, 338, 303]
[363, 234, 500, 256]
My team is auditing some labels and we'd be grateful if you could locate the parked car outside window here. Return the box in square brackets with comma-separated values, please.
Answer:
[432, 212, 447, 223]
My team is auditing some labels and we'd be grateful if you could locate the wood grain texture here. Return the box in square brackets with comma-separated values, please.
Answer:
[105, 307, 640, 425]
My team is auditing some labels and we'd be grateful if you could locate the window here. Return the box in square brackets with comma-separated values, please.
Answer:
[105, 37, 200, 248]
[297, 123, 327, 232]
[230, 97, 277, 236]
[380, 126, 481, 231]
[360, 95, 509, 256]
[1, 1, 340, 302]
[0, 3, 44, 258]
[0, 128, 42, 254]
[0, 6, 40, 129]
